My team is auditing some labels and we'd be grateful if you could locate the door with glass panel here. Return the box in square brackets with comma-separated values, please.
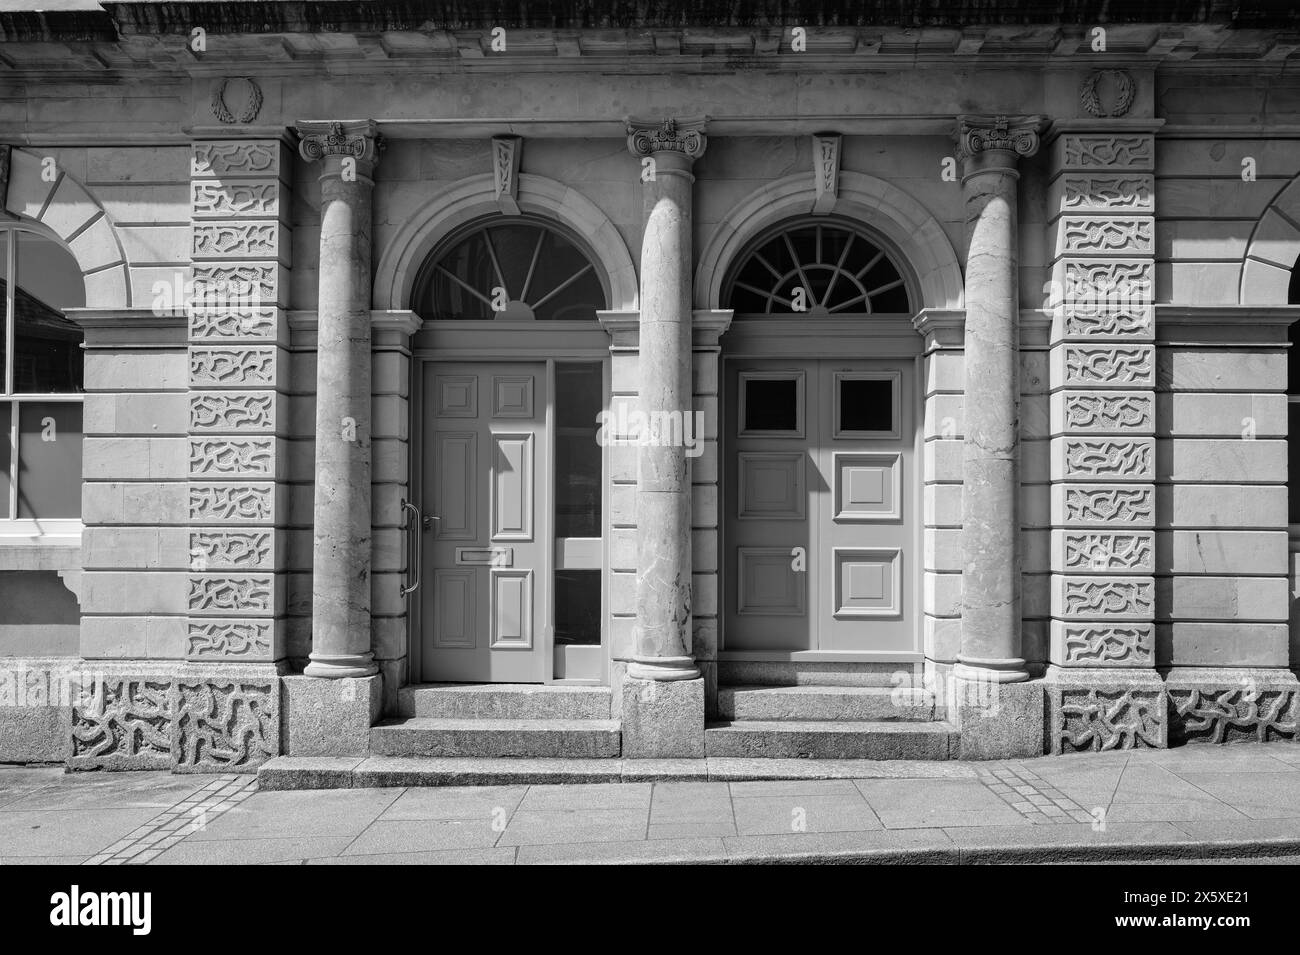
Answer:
[419, 360, 605, 683]
[724, 359, 915, 654]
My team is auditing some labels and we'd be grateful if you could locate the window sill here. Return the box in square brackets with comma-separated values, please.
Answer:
[0, 526, 83, 571]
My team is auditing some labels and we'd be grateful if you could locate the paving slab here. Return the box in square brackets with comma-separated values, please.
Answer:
[1170, 771, 1300, 819]
[496, 807, 649, 846]
[342, 818, 501, 855]
[151, 836, 355, 865]
[380, 785, 529, 821]
[0, 807, 163, 857]
[309, 847, 517, 865]
[516, 836, 730, 865]
[516, 782, 651, 811]
[186, 788, 402, 841]
[732, 793, 881, 835]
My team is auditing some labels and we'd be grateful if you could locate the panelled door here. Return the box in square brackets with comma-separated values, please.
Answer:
[422, 362, 548, 682]
[724, 359, 915, 655]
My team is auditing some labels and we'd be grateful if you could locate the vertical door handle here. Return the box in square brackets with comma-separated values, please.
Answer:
[400, 499, 422, 597]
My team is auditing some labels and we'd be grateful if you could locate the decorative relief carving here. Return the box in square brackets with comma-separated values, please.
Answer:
[297, 120, 382, 166]
[189, 308, 278, 340]
[210, 76, 263, 124]
[190, 392, 275, 432]
[192, 264, 278, 304]
[1064, 392, 1153, 431]
[626, 116, 708, 158]
[1063, 260, 1153, 303]
[189, 484, 273, 522]
[193, 222, 279, 258]
[1063, 438, 1153, 479]
[1065, 346, 1153, 387]
[1057, 688, 1163, 752]
[70, 678, 172, 769]
[1063, 532, 1154, 572]
[1061, 304, 1153, 338]
[1062, 135, 1153, 169]
[1062, 175, 1153, 212]
[955, 114, 1042, 160]
[1064, 486, 1154, 524]
[1061, 217, 1153, 254]
[191, 180, 280, 218]
[189, 347, 276, 387]
[812, 132, 841, 213]
[189, 437, 274, 477]
[491, 135, 521, 212]
[188, 575, 274, 612]
[192, 141, 279, 178]
[190, 530, 272, 568]
[1170, 688, 1298, 744]
[1061, 625, 1153, 665]
[1079, 69, 1136, 118]
[1063, 578, 1154, 616]
[0, 145, 10, 208]
[187, 621, 273, 659]
[173, 681, 277, 771]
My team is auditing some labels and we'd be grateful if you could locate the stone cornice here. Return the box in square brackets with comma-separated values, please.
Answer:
[1154, 304, 1299, 346]
[64, 308, 187, 348]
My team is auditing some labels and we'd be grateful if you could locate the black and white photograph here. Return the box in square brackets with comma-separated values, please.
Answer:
[0, 0, 1297, 926]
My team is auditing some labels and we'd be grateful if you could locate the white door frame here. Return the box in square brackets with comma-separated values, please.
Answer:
[409, 320, 612, 685]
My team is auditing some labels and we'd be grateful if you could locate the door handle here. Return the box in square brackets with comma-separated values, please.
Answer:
[400, 499, 422, 598]
[423, 514, 440, 531]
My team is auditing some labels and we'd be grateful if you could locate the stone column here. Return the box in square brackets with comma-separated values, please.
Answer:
[297, 120, 381, 679]
[620, 117, 707, 758]
[953, 115, 1042, 685]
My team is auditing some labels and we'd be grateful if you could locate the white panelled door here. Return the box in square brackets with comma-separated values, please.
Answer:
[421, 362, 548, 682]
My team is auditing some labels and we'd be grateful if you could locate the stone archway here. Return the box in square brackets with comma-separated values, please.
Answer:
[694, 171, 964, 312]
[4, 147, 131, 308]
[372, 172, 639, 312]
[1240, 173, 1300, 304]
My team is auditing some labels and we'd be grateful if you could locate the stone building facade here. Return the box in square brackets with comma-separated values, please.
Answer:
[0, 3, 1298, 776]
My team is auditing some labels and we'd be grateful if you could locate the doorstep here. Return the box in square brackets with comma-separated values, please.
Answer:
[258, 755, 984, 790]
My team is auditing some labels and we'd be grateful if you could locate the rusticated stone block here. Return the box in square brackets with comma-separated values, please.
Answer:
[1165, 668, 1298, 745]
[170, 665, 284, 773]
[282, 675, 381, 757]
[1046, 666, 1166, 754]
[69, 669, 175, 771]
[954, 678, 1045, 759]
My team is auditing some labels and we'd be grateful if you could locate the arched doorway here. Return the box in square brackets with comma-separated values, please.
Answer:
[409, 216, 612, 684]
[717, 217, 924, 661]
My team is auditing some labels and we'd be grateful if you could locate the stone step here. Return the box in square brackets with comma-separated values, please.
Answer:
[704, 720, 958, 760]
[370, 717, 622, 759]
[397, 683, 612, 720]
[718, 684, 942, 722]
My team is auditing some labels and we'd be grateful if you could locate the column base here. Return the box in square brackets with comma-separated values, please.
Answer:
[303, 653, 378, 679]
[627, 656, 700, 682]
[954, 656, 1030, 684]
[620, 674, 705, 758]
[951, 677, 1045, 759]
[283, 674, 382, 757]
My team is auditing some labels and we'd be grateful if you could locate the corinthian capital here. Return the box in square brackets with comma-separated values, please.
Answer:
[296, 120, 382, 167]
[954, 114, 1045, 163]
[626, 116, 708, 159]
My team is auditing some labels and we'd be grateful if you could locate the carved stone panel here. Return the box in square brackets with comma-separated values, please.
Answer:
[69, 677, 172, 770]
[192, 263, 279, 306]
[191, 180, 280, 219]
[192, 222, 282, 260]
[1057, 391, 1153, 433]
[1054, 484, 1155, 527]
[1054, 622, 1155, 667]
[189, 483, 274, 523]
[1056, 576, 1155, 619]
[1053, 686, 1165, 752]
[1061, 135, 1154, 170]
[1062, 345, 1154, 388]
[189, 530, 273, 570]
[1058, 530, 1155, 573]
[171, 678, 280, 773]
[188, 574, 275, 614]
[1060, 217, 1153, 255]
[1062, 260, 1153, 306]
[189, 392, 276, 432]
[1059, 303, 1153, 340]
[187, 620, 275, 660]
[189, 347, 278, 387]
[191, 141, 281, 179]
[1169, 687, 1298, 744]
[1056, 437, 1155, 481]
[1061, 174, 1154, 213]
[189, 437, 275, 477]
[189, 308, 280, 341]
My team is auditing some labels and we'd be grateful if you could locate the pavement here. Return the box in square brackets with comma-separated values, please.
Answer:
[1, 743, 1299, 864]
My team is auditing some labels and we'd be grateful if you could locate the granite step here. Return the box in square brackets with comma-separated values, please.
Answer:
[397, 683, 612, 720]
[704, 720, 958, 760]
[370, 717, 622, 759]
[718, 684, 941, 722]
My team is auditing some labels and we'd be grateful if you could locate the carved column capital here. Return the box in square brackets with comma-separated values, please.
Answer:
[954, 114, 1046, 172]
[626, 115, 708, 161]
[296, 120, 383, 175]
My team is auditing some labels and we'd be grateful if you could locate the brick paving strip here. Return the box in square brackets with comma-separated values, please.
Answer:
[83, 775, 258, 866]
[976, 763, 1096, 825]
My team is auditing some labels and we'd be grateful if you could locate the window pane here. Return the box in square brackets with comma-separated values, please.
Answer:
[0, 403, 10, 518]
[744, 378, 798, 432]
[0, 231, 8, 389]
[14, 231, 84, 394]
[1290, 402, 1300, 524]
[554, 569, 600, 646]
[16, 402, 82, 519]
[840, 378, 894, 432]
[555, 362, 603, 538]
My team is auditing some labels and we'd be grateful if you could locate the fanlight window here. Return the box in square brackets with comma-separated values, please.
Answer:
[414, 219, 607, 321]
[724, 220, 912, 316]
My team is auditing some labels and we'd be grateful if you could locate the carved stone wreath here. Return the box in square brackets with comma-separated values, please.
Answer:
[1080, 70, 1135, 118]
[211, 77, 263, 125]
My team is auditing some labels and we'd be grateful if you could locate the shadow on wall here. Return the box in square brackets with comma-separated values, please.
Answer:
[0, 570, 79, 657]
